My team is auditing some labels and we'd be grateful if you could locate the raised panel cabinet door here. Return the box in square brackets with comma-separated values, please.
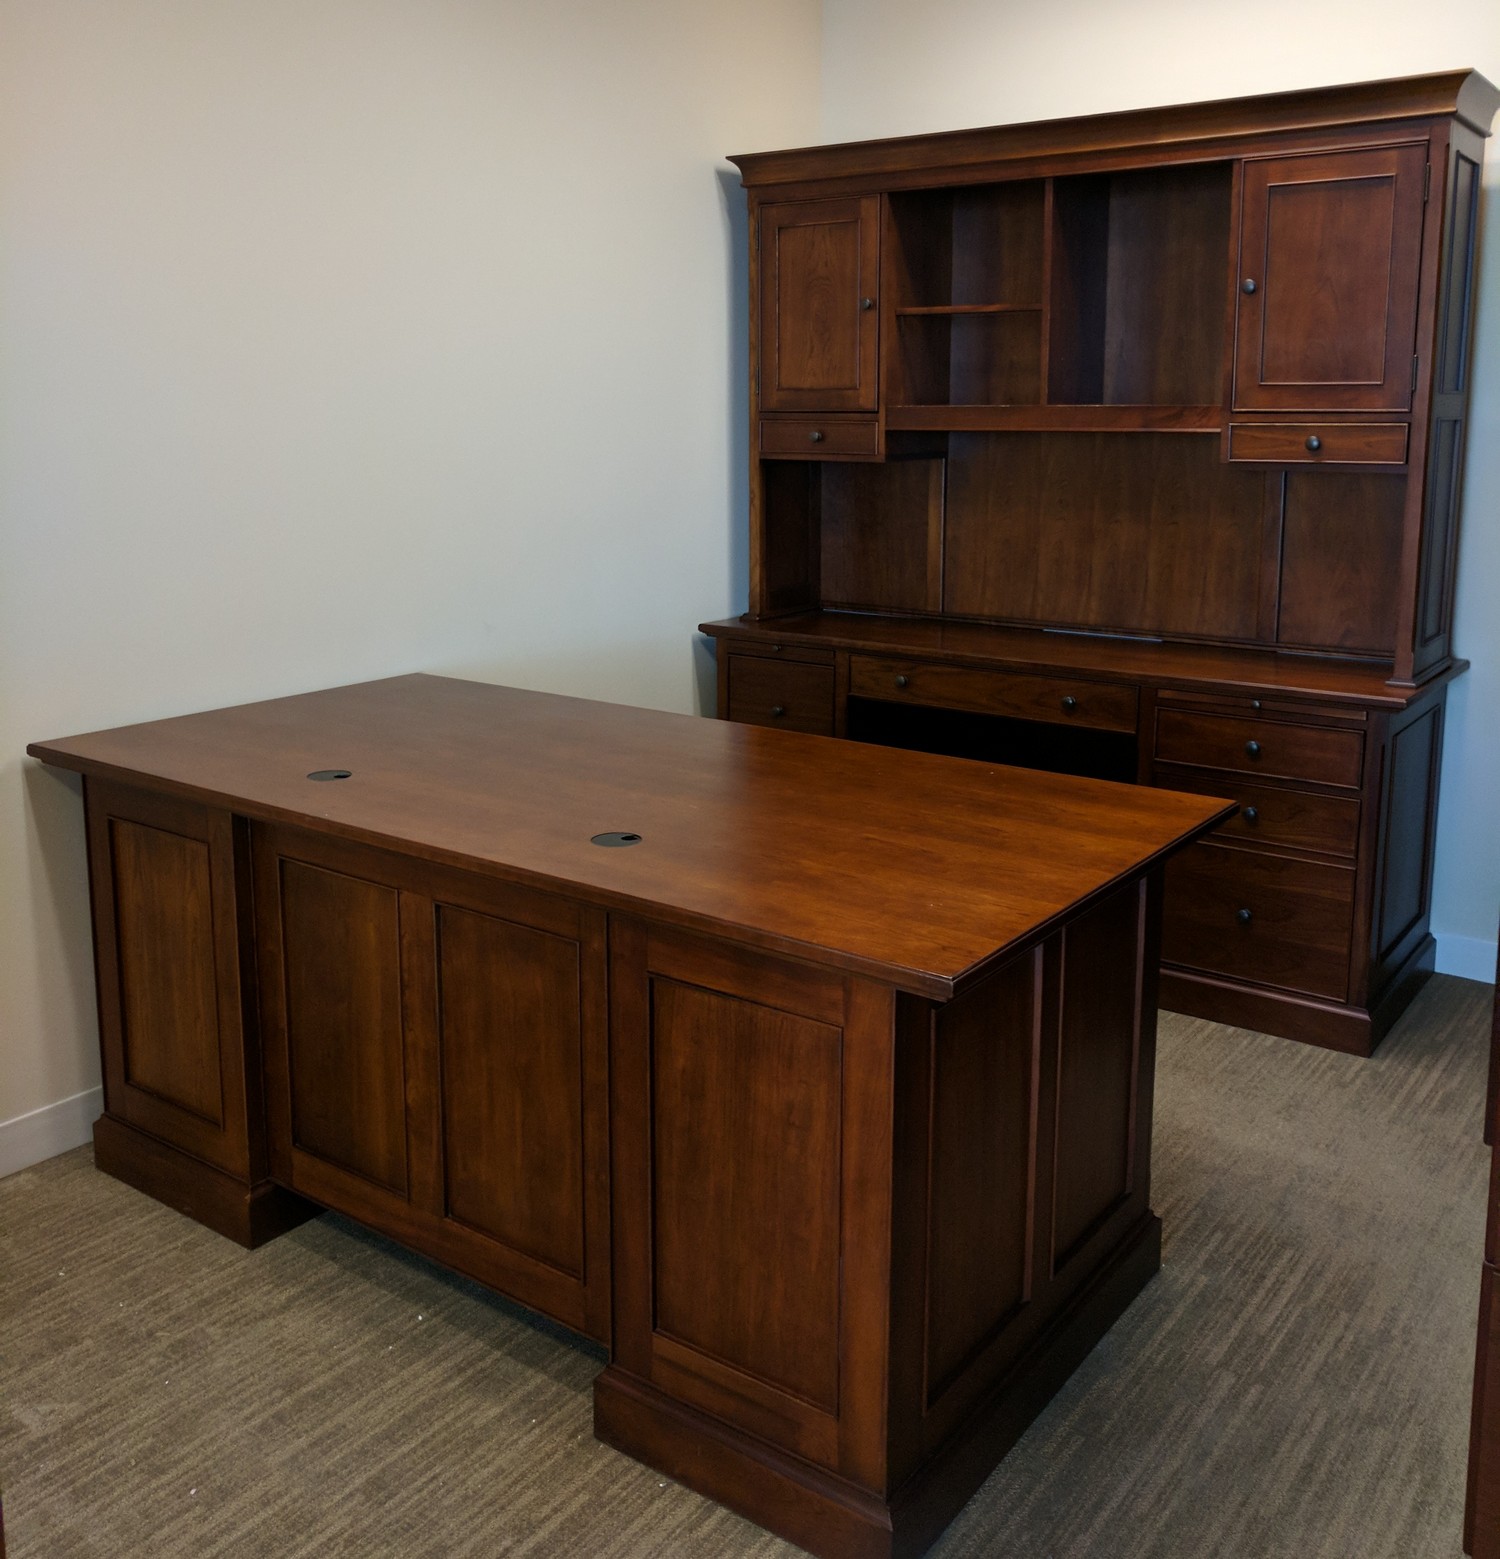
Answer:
[84, 780, 257, 1180]
[759, 196, 879, 413]
[1233, 144, 1426, 412]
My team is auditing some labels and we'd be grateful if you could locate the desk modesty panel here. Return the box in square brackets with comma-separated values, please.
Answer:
[29, 676, 1231, 1559]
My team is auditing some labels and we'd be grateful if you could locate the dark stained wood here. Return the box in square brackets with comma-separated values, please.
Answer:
[727, 653, 836, 734]
[1151, 766, 1361, 859]
[1226, 422, 1410, 465]
[759, 197, 879, 414]
[849, 654, 1137, 733]
[757, 459, 821, 617]
[761, 415, 881, 459]
[1278, 472, 1406, 653]
[924, 951, 1037, 1401]
[1154, 708, 1363, 788]
[942, 433, 1266, 640]
[83, 780, 262, 1182]
[31, 674, 1229, 1002]
[820, 458, 945, 613]
[278, 856, 408, 1193]
[886, 403, 1221, 432]
[1234, 145, 1427, 413]
[1053, 884, 1141, 1268]
[1374, 703, 1442, 961]
[730, 73, 1500, 190]
[1162, 841, 1356, 1001]
[650, 976, 843, 1412]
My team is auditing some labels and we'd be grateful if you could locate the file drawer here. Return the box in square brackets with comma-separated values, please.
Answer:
[1155, 709, 1363, 788]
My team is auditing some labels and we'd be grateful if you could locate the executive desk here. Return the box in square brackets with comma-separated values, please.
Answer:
[29, 674, 1229, 1558]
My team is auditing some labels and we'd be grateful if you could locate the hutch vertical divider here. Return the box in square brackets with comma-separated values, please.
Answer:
[701, 71, 1499, 1055]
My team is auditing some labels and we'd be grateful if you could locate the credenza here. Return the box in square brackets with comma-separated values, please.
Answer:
[29, 674, 1228, 1558]
[702, 70, 1498, 1056]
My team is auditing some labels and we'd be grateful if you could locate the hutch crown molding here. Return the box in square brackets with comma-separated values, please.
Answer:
[702, 69, 1499, 1056]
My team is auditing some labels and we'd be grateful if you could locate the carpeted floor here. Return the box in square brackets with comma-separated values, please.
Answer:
[1, 975, 1492, 1558]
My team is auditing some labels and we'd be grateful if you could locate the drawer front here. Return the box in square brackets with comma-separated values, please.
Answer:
[1226, 422, 1409, 466]
[849, 655, 1138, 734]
[759, 416, 880, 459]
[1162, 842, 1355, 1001]
[727, 655, 836, 735]
[1153, 766, 1361, 859]
[718, 637, 834, 668]
[1155, 709, 1363, 788]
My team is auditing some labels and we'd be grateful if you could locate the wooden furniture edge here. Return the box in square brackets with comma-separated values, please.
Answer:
[729, 71, 1498, 188]
[93, 1113, 320, 1248]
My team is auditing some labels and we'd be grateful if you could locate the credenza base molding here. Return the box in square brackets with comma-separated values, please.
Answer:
[1160, 935, 1435, 1058]
[93, 1113, 319, 1250]
[595, 1213, 1162, 1559]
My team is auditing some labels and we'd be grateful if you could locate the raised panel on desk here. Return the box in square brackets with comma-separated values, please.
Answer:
[759, 197, 878, 414]
[1234, 144, 1426, 412]
[84, 780, 256, 1182]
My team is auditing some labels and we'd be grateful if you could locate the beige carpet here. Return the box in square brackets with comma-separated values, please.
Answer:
[1, 975, 1492, 1558]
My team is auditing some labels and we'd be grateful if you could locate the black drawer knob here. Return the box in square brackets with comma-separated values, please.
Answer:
[1241, 277, 1257, 294]
[1061, 695, 1078, 713]
[770, 643, 783, 652]
[1305, 434, 1322, 453]
[1236, 908, 1253, 926]
[771, 705, 786, 718]
[1241, 805, 1259, 825]
[809, 429, 824, 443]
[894, 674, 910, 689]
[860, 296, 875, 311]
[1245, 740, 1262, 758]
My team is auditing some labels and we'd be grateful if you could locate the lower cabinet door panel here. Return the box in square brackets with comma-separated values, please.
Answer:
[253, 823, 610, 1340]
[1162, 841, 1355, 1001]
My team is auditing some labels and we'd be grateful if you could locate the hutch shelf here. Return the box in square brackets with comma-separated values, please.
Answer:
[701, 70, 1498, 1055]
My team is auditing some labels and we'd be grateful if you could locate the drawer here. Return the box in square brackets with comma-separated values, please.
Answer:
[759, 417, 880, 459]
[718, 637, 834, 668]
[848, 656, 1137, 734]
[727, 655, 835, 735]
[1162, 841, 1356, 1001]
[1155, 709, 1363, 788]
[1227, 422, 1409, 466]
[1153, 766, 1361, 859]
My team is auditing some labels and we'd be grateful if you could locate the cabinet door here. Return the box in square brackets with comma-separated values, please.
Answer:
[759, 196, 879, 413]
[254, 824, 611, 1340]
[1233, 145, 1426, 412]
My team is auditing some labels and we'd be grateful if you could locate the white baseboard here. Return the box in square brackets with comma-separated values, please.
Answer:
[0, 1087, 102, 1180]
[1436, 934, 1499, 984]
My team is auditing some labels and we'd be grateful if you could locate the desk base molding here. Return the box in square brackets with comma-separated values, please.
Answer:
[93, 1113, 318, 1249]
[595, 1214, 1161, 1559]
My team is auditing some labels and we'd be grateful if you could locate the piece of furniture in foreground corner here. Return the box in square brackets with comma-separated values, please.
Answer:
[29, 674, 1228, 1559]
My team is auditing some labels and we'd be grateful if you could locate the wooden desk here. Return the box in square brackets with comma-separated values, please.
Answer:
[29, 674, 1229, 1558]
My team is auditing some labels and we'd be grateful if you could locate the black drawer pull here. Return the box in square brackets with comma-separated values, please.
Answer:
[894, 674, 910, 689]
[771, 705, 786, 718]
[808, 429, 824, 443]
[1245, 740, 1262, 758]
[1305, 434, 1321, 452]
[1061, 695, 1078, 713]
[1241, 805, 1259, 825]
[1236, 908, 1253, 926]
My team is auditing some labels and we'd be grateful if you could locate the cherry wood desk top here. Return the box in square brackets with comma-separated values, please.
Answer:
[29, 673, 1229, 999]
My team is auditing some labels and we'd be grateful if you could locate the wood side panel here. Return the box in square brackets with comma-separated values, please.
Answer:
[650, 976, 843, 1412]
[436, 904, 586, 1278]
[279, 859, 409, 1194]
[1374, 703, 1441, 962]
[925, 951, 1038, 1401]
[1052, 885, 1140, 1269]
[84, 780, 256, 1182]
[109, 818, 223, 1125]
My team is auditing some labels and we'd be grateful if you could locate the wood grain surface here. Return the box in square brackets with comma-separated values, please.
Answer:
[30, 675, 1229, 998]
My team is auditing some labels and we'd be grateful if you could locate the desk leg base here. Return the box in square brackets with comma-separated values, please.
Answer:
[93, 1114, 319, 1249]
[595, 1213, 1162, 1559]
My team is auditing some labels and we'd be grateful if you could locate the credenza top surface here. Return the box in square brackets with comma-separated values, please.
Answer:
[29, 674, 1227, 997]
